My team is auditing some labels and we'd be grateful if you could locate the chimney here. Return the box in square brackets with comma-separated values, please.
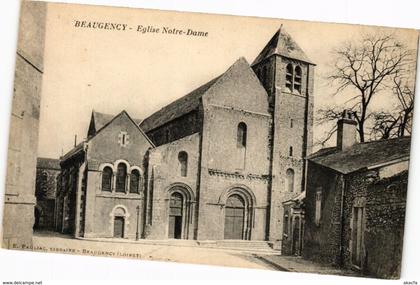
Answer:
[336, 109, 357, 151]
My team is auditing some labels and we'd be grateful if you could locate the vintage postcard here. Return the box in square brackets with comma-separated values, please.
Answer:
[2, 0, 419, 279]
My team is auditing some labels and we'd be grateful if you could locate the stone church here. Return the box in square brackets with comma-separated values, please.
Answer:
[55, 27, 315, 248]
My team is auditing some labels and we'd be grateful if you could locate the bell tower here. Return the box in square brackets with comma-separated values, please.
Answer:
[252, 26, 315, 247]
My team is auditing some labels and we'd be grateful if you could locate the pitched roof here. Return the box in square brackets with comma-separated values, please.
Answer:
[90, 111, 142, 135]
[37, 157, 60, 170]
[60, 141, 85, 162]
[63, 110, 153, 163]
[252, 27, 314, 65]
[308, 137, 411, 174]
[140, 57, 251, 133]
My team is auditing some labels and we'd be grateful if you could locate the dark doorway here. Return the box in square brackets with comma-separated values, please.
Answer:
[224, 194, 245, 240]
[169, 192, 183, 239]
[34, 207, 41, 230]
[113, 216, 124, 238]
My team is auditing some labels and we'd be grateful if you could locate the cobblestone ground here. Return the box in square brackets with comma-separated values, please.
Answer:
[29, 232, 275, 271]
[28, 232, 356, 277]
[256, 254, 360, 277]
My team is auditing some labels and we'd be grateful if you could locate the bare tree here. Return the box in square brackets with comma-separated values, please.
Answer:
[370, 71, 415, 140]
[323, 33, 412, 143]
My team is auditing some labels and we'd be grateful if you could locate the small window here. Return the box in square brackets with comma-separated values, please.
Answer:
[286, 64, 293, 91]
[286, 169, 295, 192]
[289, 146, 293, 157]
[237, 122, 247, 148]
[178, 151, 188, 177]
[290, 118, 294, 128]
[116, 163, 127, 193]
[118, 131, 129, 147]
[315, 187, 322, 226]
[165, 129, 170, 142]
[130, 169, 141, 194]
[294, 66, 302, 94]
[102, 167, 113, 192]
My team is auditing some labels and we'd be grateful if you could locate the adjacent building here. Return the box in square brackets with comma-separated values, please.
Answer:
[303, 110, 410, 279]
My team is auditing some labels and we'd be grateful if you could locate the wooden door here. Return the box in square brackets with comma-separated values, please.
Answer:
[113, 216, 124, 238]
[352, 207, 365, 267]
[224, 195, 245, 240]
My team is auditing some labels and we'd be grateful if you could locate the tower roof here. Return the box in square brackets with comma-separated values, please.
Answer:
[252, 27, 314, 66]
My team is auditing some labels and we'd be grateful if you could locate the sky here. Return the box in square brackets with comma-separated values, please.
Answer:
[37, 2, 419, 158]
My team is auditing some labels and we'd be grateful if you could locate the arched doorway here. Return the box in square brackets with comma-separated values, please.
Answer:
[224, 194, 245, 240]
[112, 206, 127, 238]
[169, 192, 183, 239]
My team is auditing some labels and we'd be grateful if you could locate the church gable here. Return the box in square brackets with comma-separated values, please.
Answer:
[203, 57, 269, 114]
[87, 111, 153, 164]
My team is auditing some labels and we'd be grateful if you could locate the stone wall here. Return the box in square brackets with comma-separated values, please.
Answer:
[146, 133, 200, 239]
[303, 161, 343, 265]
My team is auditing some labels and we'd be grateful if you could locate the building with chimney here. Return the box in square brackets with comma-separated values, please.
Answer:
[302, 110, 410, 279]
[55, 27, 315, 249]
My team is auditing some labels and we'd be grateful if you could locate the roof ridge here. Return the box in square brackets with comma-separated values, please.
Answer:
[140, 57, 250, 133]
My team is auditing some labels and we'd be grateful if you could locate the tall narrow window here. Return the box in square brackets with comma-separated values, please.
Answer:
[290, 118, 294, 128]
[294, 66, 302, 94]
[102, 167, 113, 192]
[178, 151, 188, 177]
[286, 169, 295, 192]
[237, 122, 247, 148]
[116, 163, 127, 193]
[130, 169, 140, 194]
[262, 66, 268, 89]
[283, 211, 289, 236]
[286, 64, 293, 91]
[289, 146, 293, 157]
[165, 129, 170, 142]
[315, 187, 322, 226]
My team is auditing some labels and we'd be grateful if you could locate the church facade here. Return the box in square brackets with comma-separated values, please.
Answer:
[55, 28, 315, 248]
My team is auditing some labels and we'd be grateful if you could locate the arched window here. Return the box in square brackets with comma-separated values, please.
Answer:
[286, 64, 293, 91]
[294, 66, 302, 93]
[116, 163, 127, 193]
[102, 166, 113, 192]
[130, 169, 140, 194]
[237, 122, 247, 148]
[286, 168, 295, 192]
[178, 151, 188, 177]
